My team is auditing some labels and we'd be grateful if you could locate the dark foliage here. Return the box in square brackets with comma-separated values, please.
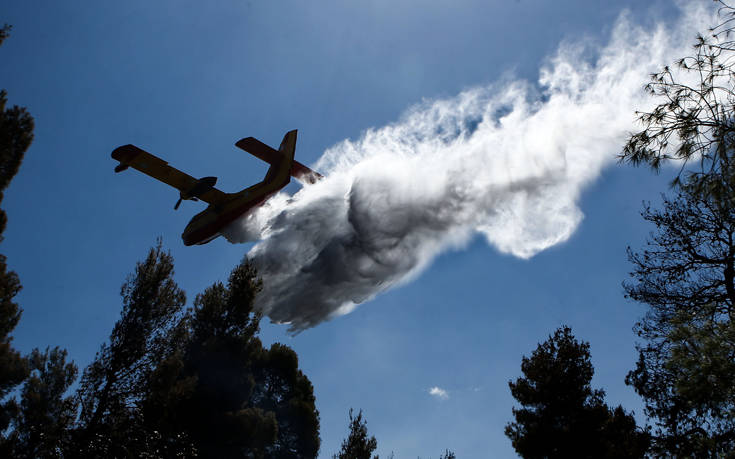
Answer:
[506, 326, 649, 458]
[0, 47, 35, 239]
[0, 25, 9, 47]
[8, 347, 77, 458]
[332, 409, 455, 459]
[0, 254, 28, 434]
[625, 178, 735, 455]
[0, 89, 33, 203]
[143, 260, 321, 458]
[0, 23, 33, 446]
[75, 241, 189, 456]
[69, 246, 320, 457]
[620, 1, 735, 194]
[620, 4, 735, 454]
[333, 409, 378, 459]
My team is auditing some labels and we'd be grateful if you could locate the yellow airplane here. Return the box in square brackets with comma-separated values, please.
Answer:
[111, 130, 322, 246]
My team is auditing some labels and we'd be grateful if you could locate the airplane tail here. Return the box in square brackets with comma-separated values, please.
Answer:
[263, 130, 297, 183]
[235, 130, 323, 185]
[279, 129, 297, 158]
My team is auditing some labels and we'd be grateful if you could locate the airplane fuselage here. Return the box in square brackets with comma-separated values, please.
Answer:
[182, 180, 282, 246]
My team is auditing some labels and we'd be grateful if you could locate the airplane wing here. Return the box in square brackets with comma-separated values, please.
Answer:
[111, 145, 227, 205]
[235, 137, 281, 164]
[235, 135, 323, 185]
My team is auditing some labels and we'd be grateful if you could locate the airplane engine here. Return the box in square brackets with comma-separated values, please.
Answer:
[175, 176, 218, 210]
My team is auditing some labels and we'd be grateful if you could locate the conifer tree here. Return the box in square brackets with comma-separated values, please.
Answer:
[0, 22, 34, 443]
[145, 260, 321, 458]
[506, 326, 649, 458]
[0, 254, 28, 435]
[620, 3, 735, 454]
[624, 179, 735, 454]
[333, 409, 378, 459]
[76, 241, 187, 456]
[9, 347, 77, 458]
[0, 25, 34, 240]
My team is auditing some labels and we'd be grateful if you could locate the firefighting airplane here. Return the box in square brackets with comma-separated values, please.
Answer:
[111, 130, 322, 246]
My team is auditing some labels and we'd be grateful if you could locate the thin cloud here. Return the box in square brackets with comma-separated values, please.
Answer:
[429, 386, 449, 400]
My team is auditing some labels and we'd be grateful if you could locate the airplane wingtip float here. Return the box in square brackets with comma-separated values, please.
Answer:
[111, 130, 322, 246]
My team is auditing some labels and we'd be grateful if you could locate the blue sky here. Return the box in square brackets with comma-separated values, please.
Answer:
[0, 1, 705, 457]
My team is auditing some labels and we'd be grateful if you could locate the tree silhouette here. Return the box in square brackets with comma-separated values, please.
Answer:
[75, 241, 188, 456]
[619, 3, 735, 454]
[333, 409, 378, 459]
[0, 25, 9, 46]
[144, 259, 320, 458]
[51, 246, 321, 457]
[625, 179, 735, 455]
[0, 22, 34, 448]
[506, 326, 648, 458]
[0, 254, 28, 437]
[8, 347, 77, 458]
[0, 25, 34, 240]
[620, 1, 735, 196]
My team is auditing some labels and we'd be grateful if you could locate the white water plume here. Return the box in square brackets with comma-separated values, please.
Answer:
[223, 4, 716, 332]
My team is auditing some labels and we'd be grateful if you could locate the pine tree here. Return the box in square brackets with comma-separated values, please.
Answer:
[9, 347, 77, 458]
[0, 22, 34, 444]
[76, 241, 187, 456]
[0, 24, 9, 46]
[145, 260, 321, 458]
[624, 179, 735, 454]
[333, 409, 378, 459]
[505, 326, 649, 458]
[0, 254, 28, 434]
[620, 2, 735, 195]
[0, 25, 34, 240]
[619, 4, 735, 453]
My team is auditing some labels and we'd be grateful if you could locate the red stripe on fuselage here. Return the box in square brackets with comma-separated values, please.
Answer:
[181, 190, 278, 246]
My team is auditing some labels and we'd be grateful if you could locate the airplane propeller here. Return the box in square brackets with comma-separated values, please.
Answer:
[173, 177, 215, 210]
[174, 195, 199, 210]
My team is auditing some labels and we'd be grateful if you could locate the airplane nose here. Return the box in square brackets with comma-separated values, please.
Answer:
[181, 227, 195, 246]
